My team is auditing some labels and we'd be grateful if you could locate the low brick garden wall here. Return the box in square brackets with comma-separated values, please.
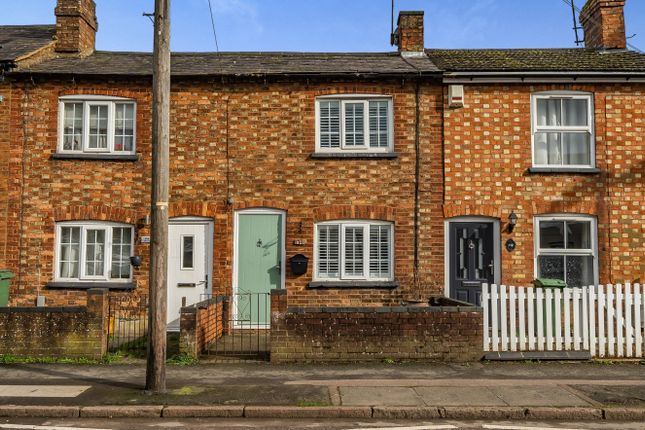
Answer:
[0, 289, 108, 359]
[271, 298, 483, 363]
[179, 295, 228, 358]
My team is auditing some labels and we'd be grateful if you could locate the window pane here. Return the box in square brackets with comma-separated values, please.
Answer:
[114, 103, 135, 152]
[343, 226, 364, 276]
[111, 227, 132, 279]
[88, 105, 109, 149]
[539, 221, 565, 249]
[182, 236, 194, 269]
[319, 101, 340, 148]
[534, 132, 562, 165]
[62, 103, 83, 151]
[536, 98, 561, 126]
[317, 225, 339, 278]
[85, 229, 105, 276]
[566, 255, 594, 288]
[344, 102, 365, 147]
[562, 98, 588, 126]
[59, 226, 81, 278]
[563, 132, 591, 165]
[566, 221, 592, 249]
[537, 255, 565, 281]
[369, 101, 389, 148]
[369, 225, 391, 279]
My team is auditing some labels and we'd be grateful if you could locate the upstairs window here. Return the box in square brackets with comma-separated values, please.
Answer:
[58, 96, 136, 154]
[55, 221, 134, 282]
[315, 220, 393, 281]
[534, 215, 597, 288]
[316, 96, 393, 153]
[531, 93, 594, 169]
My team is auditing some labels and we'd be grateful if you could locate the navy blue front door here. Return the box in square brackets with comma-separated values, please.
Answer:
[449, 222, 495, 305]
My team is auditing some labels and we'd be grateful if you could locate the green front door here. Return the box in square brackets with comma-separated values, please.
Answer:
[236, 213, 283, 326]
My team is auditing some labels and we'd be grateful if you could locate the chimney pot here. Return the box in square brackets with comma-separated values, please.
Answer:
[395, 11, 425, 55]
[55, 0, 98, 55]
[579, 0, 626, 50]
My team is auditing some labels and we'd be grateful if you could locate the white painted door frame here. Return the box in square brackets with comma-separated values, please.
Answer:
[444, 216, 501, 298]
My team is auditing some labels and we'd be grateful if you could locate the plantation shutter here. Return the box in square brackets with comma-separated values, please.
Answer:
[317, 225, 339, 278]
[369, 101, 389, 148]
[343, 226, 364, 277]
[343, 102, 365, 147]
[319, 100, 340, 148]
[369, 225, 391, 279]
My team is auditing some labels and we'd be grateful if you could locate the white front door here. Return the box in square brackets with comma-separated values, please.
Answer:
[167, 219, 213, 327]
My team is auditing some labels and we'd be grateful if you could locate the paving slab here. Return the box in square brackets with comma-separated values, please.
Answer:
[491, 385, 591, 407]
[415, 386, 506, 406]
[0, 385, 90, 397]
[339, 386, 424, 406]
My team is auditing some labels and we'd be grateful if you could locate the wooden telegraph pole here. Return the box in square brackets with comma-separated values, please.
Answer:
[146, 0, 170, 393]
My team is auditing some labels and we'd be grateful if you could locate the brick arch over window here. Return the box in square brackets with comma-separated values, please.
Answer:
[58, 89, 142, 100]
[532, 200, 604, 221]
[443, 204, 502, 220]
[52, 205, 139, 224]
[313, 205, 396, 223]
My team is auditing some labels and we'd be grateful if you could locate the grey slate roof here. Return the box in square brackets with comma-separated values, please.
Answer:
[0, 25, 55, 62]
[426, 48, 645, 73]
[17, 51, 441, 76]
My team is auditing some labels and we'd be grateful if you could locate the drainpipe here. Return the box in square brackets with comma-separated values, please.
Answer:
[413, 79, 421, 292]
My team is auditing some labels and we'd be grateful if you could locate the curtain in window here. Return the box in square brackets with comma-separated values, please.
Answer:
[111, 227, 132, 279]
[63, 103, 83, 151]
[59, 227, 81, 278]
[85, 229, 106, 276]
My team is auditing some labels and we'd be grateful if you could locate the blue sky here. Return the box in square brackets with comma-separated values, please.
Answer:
[3, 0, 644, 52]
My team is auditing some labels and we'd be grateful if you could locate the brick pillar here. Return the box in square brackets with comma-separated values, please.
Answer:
[86, 288, 108, 358]
[270, 288, 287, 314]
[179, 306, 198, 358]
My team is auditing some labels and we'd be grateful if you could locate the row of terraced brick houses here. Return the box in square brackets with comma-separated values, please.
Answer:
[0, 0, 643, 351]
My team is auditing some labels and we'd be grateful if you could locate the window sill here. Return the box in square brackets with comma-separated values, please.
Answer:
[51, 153, 140, 162]
[527, 167, 601, 174]
[310, 152, 399, 159]
[47, 281, 136, 291]
[307, 280, 399, 289]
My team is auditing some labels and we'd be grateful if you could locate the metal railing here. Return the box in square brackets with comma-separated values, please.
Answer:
[201, 292, 271, 361]
[106, 294, 149, 355]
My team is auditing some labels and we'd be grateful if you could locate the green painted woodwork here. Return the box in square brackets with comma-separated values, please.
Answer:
[236, 214, 282, 326]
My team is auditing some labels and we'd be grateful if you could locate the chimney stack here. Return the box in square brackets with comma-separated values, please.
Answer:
[55, 0, 98, 55]
[394, 11, 425, 56]
[579, 0, 626, 50]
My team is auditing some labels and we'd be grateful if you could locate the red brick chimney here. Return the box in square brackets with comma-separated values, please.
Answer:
[579, 0, 626, 50]
[394, 11, 425, 55]
[55, 0, 98, 55]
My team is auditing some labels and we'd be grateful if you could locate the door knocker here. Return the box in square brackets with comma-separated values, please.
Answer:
[256, 239, 263, 248]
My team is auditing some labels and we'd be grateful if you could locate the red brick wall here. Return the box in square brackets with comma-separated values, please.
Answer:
[2, 76, 445, 307]
[443, 83, 645, 287]
[271, 304, 483, 362]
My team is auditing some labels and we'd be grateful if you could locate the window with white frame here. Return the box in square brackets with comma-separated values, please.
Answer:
[534, 215, 597, 288]
[58, 96, 136, 154]
[316, 96, 393, 152]
[315, 220, 393, 281]
[531, 93, 594, 168]
[55, 221, 134, 282]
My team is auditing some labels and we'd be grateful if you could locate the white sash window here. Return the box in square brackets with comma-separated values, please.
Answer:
[531, 93, 595, 169]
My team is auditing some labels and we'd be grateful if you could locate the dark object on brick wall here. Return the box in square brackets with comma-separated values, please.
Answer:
[130, 255, 143, 267]
[289, 254, 309, 276]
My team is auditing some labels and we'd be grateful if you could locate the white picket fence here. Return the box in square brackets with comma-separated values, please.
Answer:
[482, 283, 644, 358]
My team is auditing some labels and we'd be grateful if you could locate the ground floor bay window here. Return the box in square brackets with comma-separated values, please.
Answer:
[534, 215, 598, 288]
[315, 220, 393, 282]
[55, 221, 134, 283]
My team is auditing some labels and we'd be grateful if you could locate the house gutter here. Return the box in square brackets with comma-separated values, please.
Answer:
[443, 71, 645, 84]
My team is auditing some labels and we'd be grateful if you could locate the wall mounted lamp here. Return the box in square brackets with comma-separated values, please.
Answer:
[508, 211, 518, 233]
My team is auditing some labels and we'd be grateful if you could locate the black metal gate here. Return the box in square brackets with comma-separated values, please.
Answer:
[107, 294, 149, 355]
[202, 293, 271, 361]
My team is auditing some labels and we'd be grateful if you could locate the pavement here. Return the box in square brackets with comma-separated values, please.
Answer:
[0, 361, 644, 422]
